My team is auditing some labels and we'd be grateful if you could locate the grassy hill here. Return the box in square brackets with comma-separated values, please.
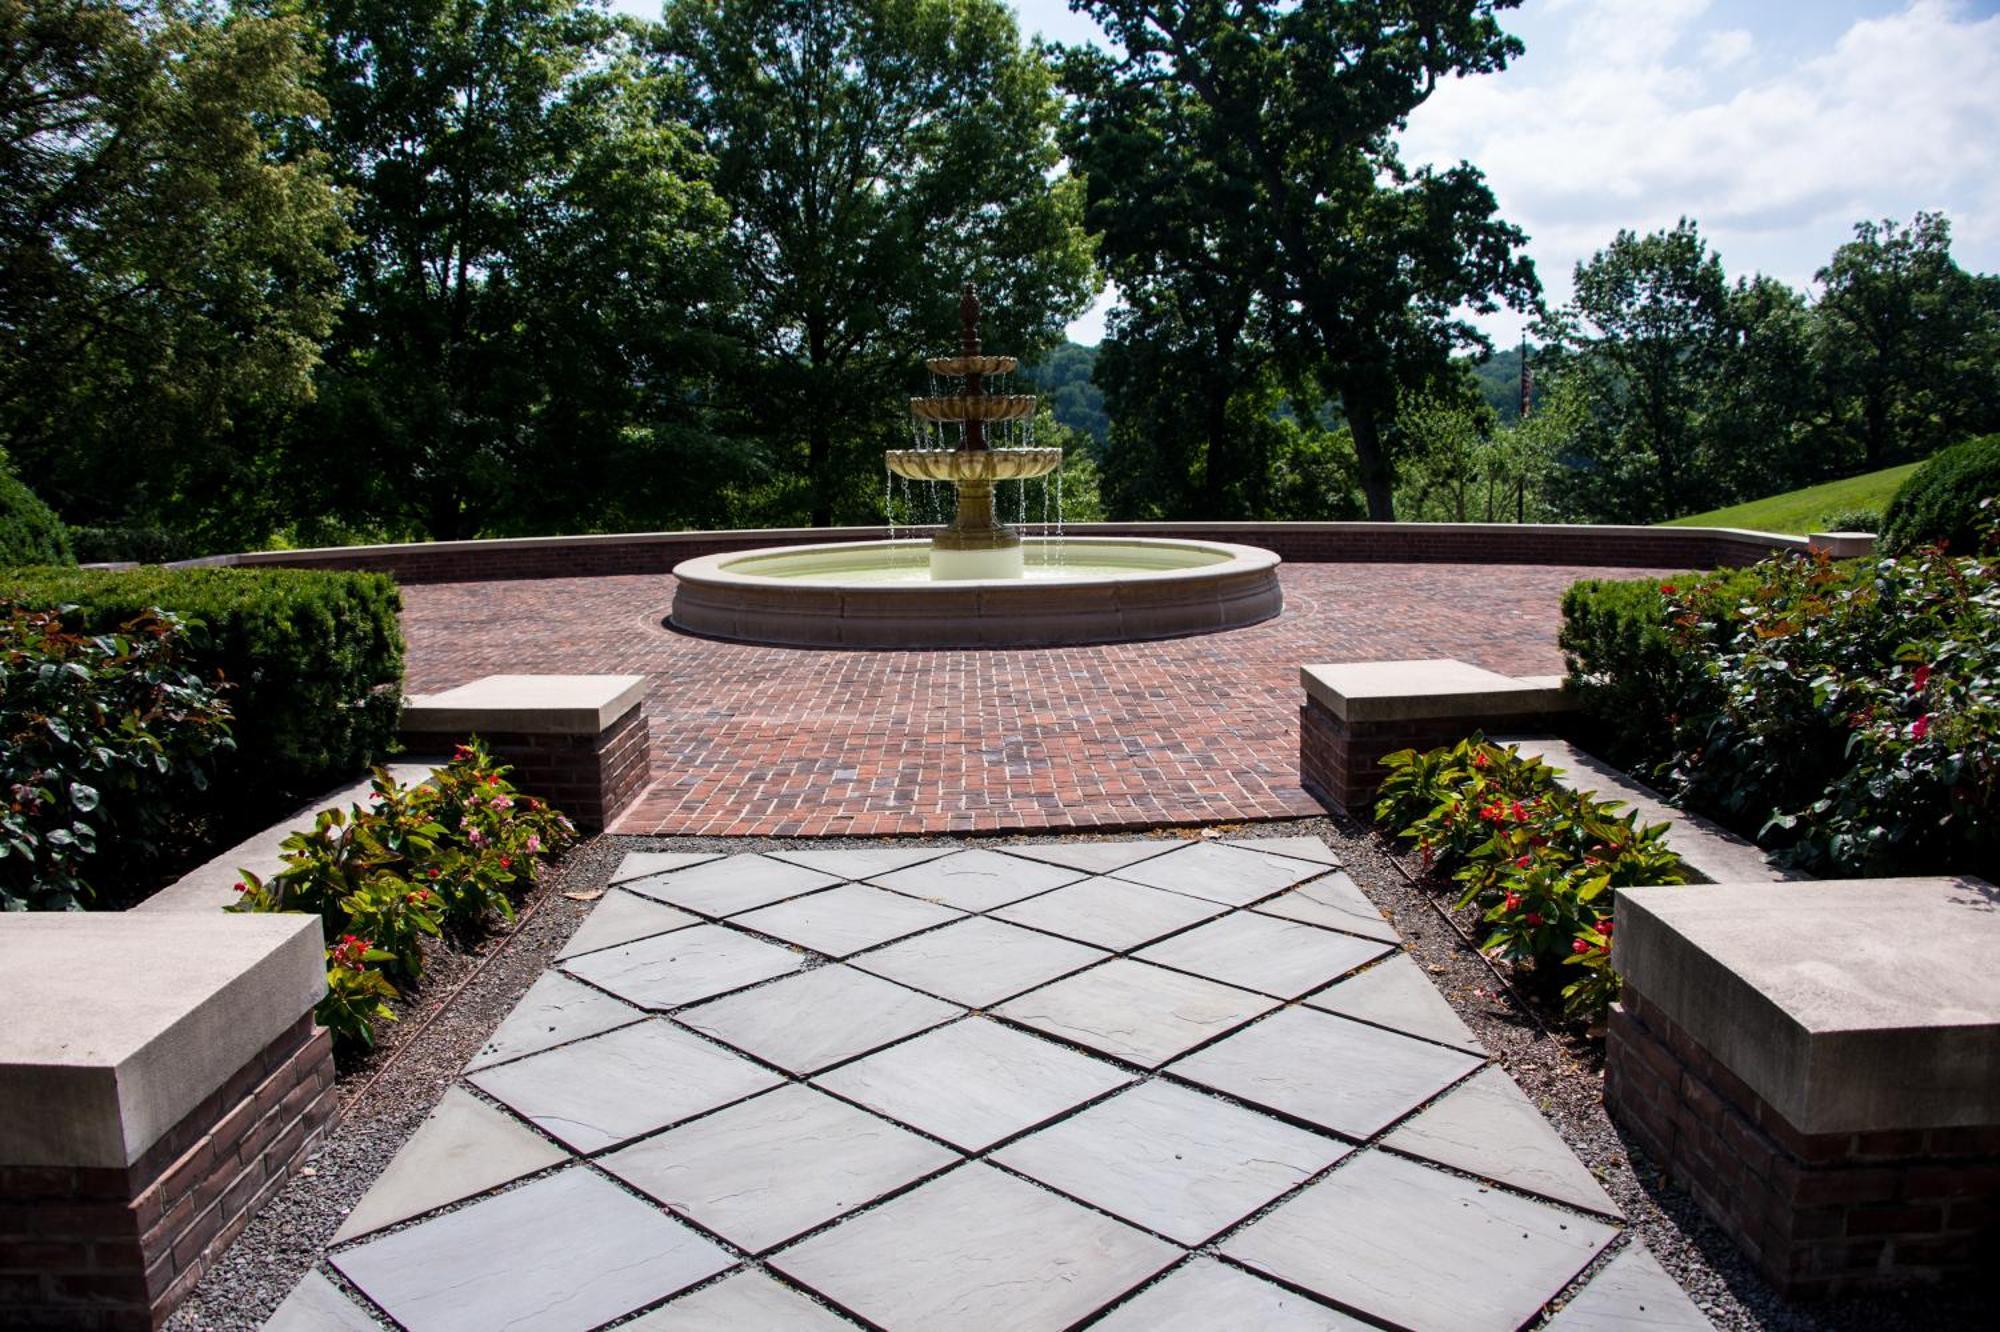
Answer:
[1660, 463, 1920, 534]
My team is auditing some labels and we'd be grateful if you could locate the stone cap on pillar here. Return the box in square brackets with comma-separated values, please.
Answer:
[0, 913, 325, 1168]
[402, 674, 647, 737]
[1615, 877, 2000, 1136]
[1299, 658, 1572, 724]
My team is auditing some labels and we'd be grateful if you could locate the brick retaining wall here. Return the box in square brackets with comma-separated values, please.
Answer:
[1605, 990, 2000, 1295]
[0, 1015, 334, 1330]
[176, 522, 1808, 585]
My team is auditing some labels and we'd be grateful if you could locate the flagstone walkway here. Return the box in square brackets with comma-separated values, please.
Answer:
[269, 838, 1711, 1332]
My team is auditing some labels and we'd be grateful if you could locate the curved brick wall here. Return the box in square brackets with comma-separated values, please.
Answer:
[172, 521, 1812, 585]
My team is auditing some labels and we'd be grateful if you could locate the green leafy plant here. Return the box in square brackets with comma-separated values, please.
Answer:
[0, 454, 70, 566]
[231, 741, 576, 1048]
[1375, 735, 1690, 1019]
[1, 604, 233, 909]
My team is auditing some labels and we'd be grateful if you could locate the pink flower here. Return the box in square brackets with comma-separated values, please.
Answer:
[525, 834, 542, 854]
[1572, 939, 1591, 955]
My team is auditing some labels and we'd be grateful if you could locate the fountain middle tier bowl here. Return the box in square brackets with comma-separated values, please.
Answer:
[885, 447, 1063, 483]
[669, 537, 1284, 648]
[908, 395, 1039, 424]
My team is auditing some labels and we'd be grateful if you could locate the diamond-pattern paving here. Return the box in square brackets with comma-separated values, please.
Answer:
[285, 839, 1674, 1330]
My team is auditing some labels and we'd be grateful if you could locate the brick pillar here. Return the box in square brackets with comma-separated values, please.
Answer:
[0, 1016, 334, 1330]
[1298, 696, 1563, 814]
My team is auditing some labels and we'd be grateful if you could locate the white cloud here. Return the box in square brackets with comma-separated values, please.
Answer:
[1400, 0, 2000, 340]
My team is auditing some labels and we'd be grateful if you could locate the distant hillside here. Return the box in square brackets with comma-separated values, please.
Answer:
[1024, 341, 1107, 447]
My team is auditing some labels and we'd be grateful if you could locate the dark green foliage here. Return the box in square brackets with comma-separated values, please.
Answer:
[0, 458, 70, 565]
[1023, 343, 1108, 448]
[0, 567, 404, 818]
[1879, 435, 2000, 554]
[1558, 567, 1762, 772]
[1, 605, 233, 909]
[1564, 545, 2000, 881]
[64, 526, 186, 565]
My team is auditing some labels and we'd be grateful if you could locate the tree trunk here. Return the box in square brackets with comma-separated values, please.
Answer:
[1347, 402, 1397, 521]
[1203, 373, 1231, 518]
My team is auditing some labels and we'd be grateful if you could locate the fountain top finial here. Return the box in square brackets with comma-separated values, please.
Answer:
[959, 283, 982, 356]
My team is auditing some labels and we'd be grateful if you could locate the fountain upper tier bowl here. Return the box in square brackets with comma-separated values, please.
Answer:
[669, 536, 1283, 648]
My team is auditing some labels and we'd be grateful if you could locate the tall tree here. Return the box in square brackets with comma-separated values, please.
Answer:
[1063, 0, 1538, 519]
[656, 0, 1097, 526]
[0, 0, 345, 543]
[1813, 212, 2000, 470]
[1539, 219, 1735, 522]
[295, 0, 739, 541]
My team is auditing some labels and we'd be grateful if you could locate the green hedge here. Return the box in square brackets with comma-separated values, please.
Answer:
[1558, 566, 1762, 773]
[0, 461, 71, 565]
[1880, 435, 2000, 554]
[1, 566, 404, 814]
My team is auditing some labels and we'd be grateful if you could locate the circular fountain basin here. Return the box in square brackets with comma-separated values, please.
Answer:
[670, 537, 1283, 648]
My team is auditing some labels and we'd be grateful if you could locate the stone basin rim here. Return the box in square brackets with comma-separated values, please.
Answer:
[667, 536, 1286, 648]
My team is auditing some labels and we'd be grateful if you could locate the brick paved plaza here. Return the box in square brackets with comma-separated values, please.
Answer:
[401, 561, 1674, 837]
[275, 840, 1706, 1331]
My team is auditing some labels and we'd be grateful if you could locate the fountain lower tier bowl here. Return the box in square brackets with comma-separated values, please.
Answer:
[884, 447, 1060, 481]
[669, 537, 1283, 648]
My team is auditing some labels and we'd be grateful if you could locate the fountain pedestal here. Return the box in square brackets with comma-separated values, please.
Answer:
[884, 444, 1062, 580]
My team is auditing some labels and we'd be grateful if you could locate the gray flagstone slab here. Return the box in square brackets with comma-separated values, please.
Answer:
[469, 1020, 780, 1153]
[814, 1017, 1132, 1151]
[1382, 1065, 1621, 1217]
[675, 965, 962, 1075]
[1225, 836, 1343, 868]
[730, 882, 963, 957]
[1168, 1007, 1482, 1138]
[767, 845, 955, 880]
[1135, 912, 1392, 999]
[559, 924, 802, 1011]
[611, 851, 724, 885]
[1108, 841, 1323, 906]
[994, 958, 1276, 1068]
[602, 1084, 956, 1252]
[555, 890, 698, 961]
[332, 1168, 730, 1332]
[1222, 1151, 1619, 1332]
[622, 1271, 854, 1330]
[991, 876, 1229, 952]
[1252, 872, 1400, 943]
[1091, 1257, 1373, 1330]
[1546, 1243, 1713, 1330]
[261, 1271, 381, 1332]
[867, 848, 1085, 910]
[464, 971, 643, 1071]
[851, 917, 1109, 1007]
[623, 855, 842, 916]
[331, 1087, 567, 1242]
[1001, 840, 1182, 874]
[991, 1080, 1348, 1244]
[1303, 953, 1483, 1053]
[770, 1163, 1179, 1332]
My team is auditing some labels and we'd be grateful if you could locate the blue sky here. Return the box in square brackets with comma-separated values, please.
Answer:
[614, 1, 2000, 346]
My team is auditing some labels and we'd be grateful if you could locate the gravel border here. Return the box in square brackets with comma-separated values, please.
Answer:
[168, 821, 1981, 1331]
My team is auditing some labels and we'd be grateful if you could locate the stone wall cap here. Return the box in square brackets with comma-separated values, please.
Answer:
[402, 673, 647, 736]
[1616, 877, 2000, 1134]
[1299, 658, 1573, 723]
[0, 913, 325, 1167]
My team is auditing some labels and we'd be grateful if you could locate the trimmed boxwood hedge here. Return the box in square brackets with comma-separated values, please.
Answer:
[0, 460, 71, 566]
[1879, 434, 2000, 554]
[1558, 566, 1763, 773]
[1, 566, 404, 815]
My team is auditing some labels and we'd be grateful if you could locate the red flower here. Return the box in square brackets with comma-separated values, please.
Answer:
[499, 856, 512, 870]
[1504, 891, 1523, 911]
[1525, 911, 1544, 927]
[1472, 751, 1490, 769]
[1572, 939, 1591, 955]
[232, 880, 249, 894]
[1597, 919, 1613, 936]
[1659, 583, 1678, 595]
[1509, 800, 1527, 822]
[1912, 663, 1933, 692]
[1913, 714, 1933, 741]
[1479, 803, 1504, 822]
[1514, 854, 1532, 869]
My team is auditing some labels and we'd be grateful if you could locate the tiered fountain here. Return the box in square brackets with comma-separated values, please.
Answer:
[887, 285, 1062, 580]
[669, 285, 1282, 648]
